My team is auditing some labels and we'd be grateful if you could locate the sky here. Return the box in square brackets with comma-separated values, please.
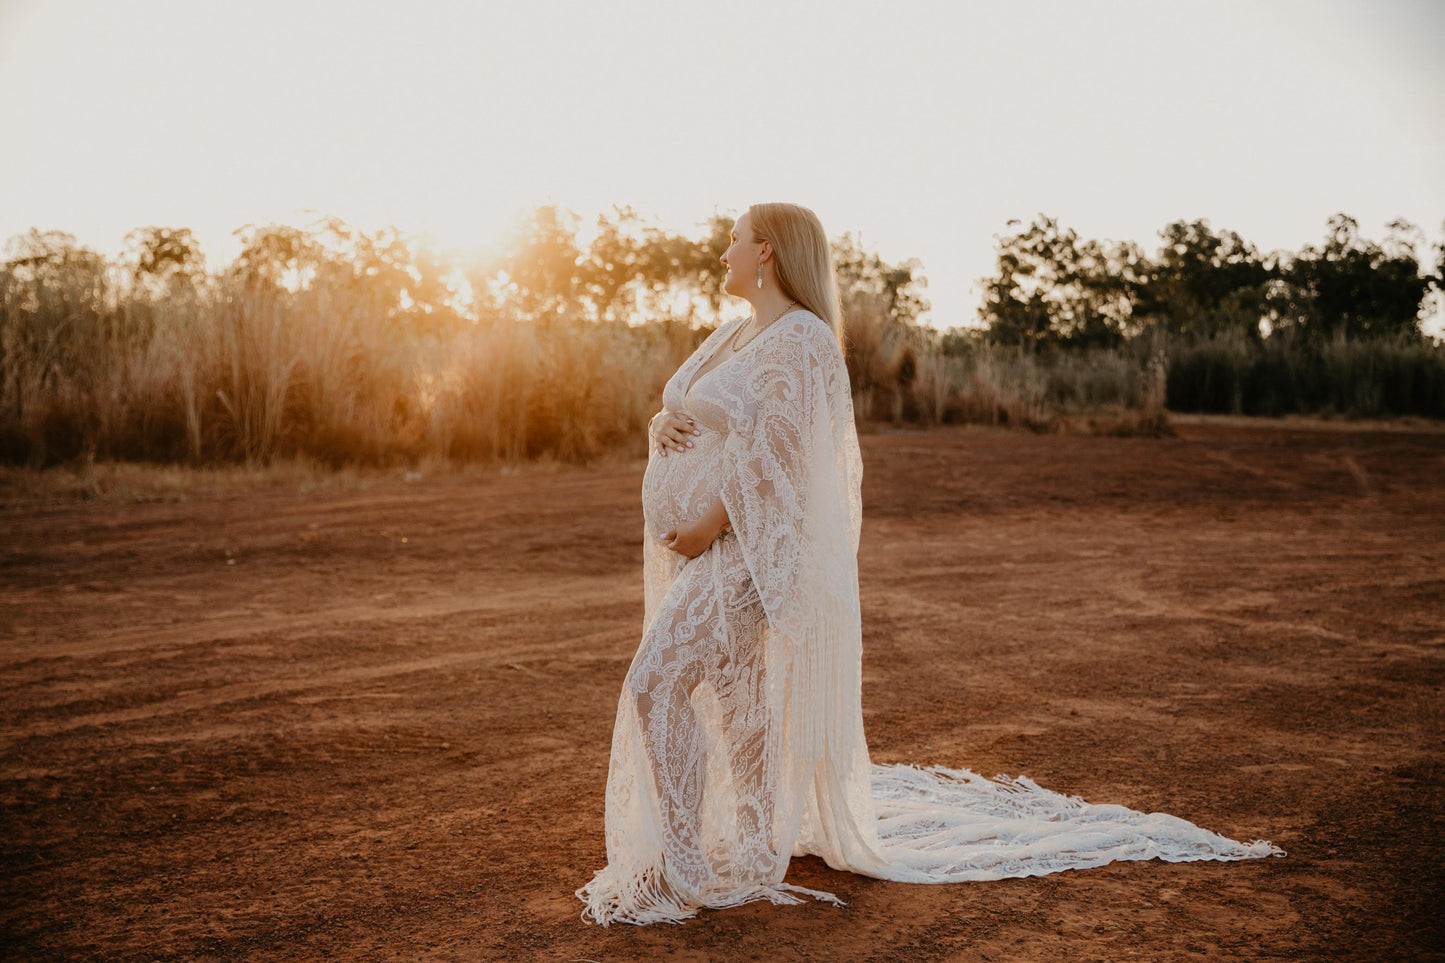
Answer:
[1, 0, 1442, 332]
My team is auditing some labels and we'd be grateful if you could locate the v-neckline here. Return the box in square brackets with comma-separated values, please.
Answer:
[684, 310, 804, 398]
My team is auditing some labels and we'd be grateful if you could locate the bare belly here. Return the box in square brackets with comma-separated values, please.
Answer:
[641, 426, 728, 537]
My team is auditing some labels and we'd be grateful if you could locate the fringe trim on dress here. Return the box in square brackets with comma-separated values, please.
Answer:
[576, 865, 845, 927]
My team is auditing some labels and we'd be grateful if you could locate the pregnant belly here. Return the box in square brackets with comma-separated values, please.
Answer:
[641, 427, 728, 536]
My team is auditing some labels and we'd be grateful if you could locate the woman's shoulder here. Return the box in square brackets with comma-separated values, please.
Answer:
[777, 310, 845, 366]
[773, 308, 831, 345]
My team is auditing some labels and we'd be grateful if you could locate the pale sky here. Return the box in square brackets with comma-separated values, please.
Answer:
[1, 0, 1442, 332]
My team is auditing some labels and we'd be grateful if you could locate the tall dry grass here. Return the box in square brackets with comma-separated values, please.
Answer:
[841, 291, 1169, 434]
[33, 245, 1444, 470]
[0, 259, 708, 468]
[0, 255, 1181, 470]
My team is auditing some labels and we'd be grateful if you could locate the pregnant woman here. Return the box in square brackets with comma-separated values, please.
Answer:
[576, 202, 1284, 926]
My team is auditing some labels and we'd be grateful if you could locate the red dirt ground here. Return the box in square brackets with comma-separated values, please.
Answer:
[2, 419, 1442, 962]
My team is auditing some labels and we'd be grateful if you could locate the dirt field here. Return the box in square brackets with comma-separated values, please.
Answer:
[3, 419, 1442, 962]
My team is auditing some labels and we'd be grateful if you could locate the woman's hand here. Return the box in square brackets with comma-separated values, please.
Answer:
[659, 498, 732, 560]
[659, 516, 718, 560]
[649, 409, 700, 457]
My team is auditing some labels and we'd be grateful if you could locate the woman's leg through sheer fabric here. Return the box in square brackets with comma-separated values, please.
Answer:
[579, 535, 804, 924]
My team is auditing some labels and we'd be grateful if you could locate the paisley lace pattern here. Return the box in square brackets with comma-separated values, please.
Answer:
[576, 310, 1285, 926]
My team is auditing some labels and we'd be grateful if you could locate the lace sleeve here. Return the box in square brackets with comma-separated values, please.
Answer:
[715, 318, 864, 764]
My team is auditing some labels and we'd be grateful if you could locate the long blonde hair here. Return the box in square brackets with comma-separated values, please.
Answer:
[748, 202, 846, 358]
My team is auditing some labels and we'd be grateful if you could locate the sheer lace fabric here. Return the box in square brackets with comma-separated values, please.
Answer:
[576, 310, 1284, 926]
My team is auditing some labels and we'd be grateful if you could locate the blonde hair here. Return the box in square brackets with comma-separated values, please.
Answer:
[748, 202, 846, 357]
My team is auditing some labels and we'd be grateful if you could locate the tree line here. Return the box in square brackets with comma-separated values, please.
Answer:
[978, 213, 1443, 351]
[0, 204, 930, 333]
[1, 205, 1441, 468]
[8, 205, 1435, 349]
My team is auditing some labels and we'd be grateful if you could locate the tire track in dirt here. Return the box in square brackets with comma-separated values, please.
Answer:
[0, 572, 637, 745]
[0, 632, 628, 748]
[2, 569, 629, 662]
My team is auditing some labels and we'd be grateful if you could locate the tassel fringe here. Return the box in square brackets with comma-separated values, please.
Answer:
[576, 865, 844, 928]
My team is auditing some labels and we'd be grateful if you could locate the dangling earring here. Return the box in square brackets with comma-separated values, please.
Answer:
[756, 263, 763, 289]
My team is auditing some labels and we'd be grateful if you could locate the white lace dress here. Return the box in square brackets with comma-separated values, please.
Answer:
[576, 310, 1285, 926]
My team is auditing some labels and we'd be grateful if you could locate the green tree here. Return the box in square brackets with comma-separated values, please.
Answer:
[978, 215, 1134, 353]
[578, 205, 651, 322]
[230, 223, 327, 290]
[1132, 219, 1271, 340]
[688, 212, 734, 320]
[123, 226, 206, 292]
[3, 229, 107, 288]
[632, 214, 723, 324]
[491, 204, 586, 323]
[831, 231, 930, 327]
[1282, 214, 1431, 341]
[309, 218, 461, 334]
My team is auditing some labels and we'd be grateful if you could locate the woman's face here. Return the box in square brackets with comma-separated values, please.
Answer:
[720, 212, 767, 298]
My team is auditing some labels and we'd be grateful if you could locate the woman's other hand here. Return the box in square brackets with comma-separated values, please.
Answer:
[649, 409, 701, 456]
[658, 516, 717, 559]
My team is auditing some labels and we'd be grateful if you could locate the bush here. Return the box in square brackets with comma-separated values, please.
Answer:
[1166, 332, 1445, 418]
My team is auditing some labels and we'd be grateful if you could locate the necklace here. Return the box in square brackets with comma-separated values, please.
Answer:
[729, 300, 798, 353]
